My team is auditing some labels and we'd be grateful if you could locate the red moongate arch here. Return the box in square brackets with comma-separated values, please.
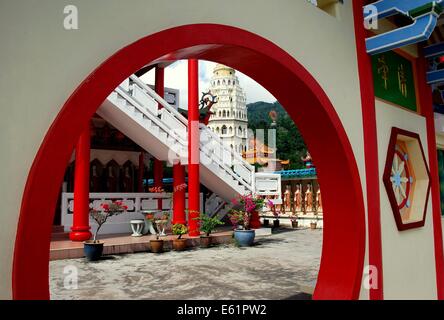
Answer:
[13, 24, 366, 300]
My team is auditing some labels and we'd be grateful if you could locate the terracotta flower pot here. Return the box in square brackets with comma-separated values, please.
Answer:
[150, 239, 164, 253]
[173, 238, 187, 251]
[310, 222, 317, 230]
[200, 236, 212, 248]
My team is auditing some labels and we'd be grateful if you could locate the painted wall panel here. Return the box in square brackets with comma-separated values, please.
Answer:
[376, 100, 437, 299]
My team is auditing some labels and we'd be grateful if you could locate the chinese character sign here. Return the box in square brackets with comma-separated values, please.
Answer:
[371, 51, 417, 112]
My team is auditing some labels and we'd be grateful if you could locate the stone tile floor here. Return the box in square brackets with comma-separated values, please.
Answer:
[50, 227, 322, 300]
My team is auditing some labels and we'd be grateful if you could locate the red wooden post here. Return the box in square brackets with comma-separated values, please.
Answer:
[172, 162, 186, 225]
[69, 125, 92, 241]
[187, 59, 201, 236]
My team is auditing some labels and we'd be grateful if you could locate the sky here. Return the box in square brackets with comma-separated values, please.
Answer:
[140, 60, 276, 109]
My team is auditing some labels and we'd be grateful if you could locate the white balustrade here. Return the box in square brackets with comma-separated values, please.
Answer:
[61, 192, 203, 235]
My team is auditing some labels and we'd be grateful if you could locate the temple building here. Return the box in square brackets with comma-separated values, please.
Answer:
[207, 64, 249, 154]
[242, 137, 289, 172]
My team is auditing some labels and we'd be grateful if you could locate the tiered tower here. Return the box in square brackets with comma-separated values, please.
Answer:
[207, 64, 248, 154]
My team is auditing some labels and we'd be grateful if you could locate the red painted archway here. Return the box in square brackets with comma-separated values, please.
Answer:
[12, 24, 366, 300]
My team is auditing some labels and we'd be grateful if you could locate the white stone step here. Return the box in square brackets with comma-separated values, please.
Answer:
[254, 228, 272, 237]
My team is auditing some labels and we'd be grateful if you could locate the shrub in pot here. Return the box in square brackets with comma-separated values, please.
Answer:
[172, 223, 188, 251]
[193, 213, 224, 248]
[85, 200, 127, 261]
[228, 193, 264, 247]
[149, 215, 169, 253]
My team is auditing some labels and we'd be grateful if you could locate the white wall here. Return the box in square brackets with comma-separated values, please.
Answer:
[376, 100, 438, 299]
[0, 0, 367, 298]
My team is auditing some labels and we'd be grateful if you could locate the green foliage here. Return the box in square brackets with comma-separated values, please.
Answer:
[194, 214, 224, 236]
[247, 101, 307, 169]
[172, 223, 187, 239]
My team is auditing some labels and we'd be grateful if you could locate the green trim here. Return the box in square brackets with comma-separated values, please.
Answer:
[409, 2, 443, 19]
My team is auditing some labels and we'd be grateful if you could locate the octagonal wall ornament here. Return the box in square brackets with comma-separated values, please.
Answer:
[383, 127, 431, 231]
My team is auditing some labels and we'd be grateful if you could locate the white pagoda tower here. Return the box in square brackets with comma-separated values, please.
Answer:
[207, 64, 249, 154]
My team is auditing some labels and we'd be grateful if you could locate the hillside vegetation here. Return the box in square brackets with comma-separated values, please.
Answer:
[247, 101, 307, 169]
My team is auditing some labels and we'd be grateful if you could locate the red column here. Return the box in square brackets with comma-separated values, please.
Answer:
[352, 0, 384, 300]
[154, 66, 164, 209]
[417, 53, 444, 299]
[138, 152, 145, 192]
[172, 162, 186, 225]
[69, 125, 92, 241]
[187, 59, 200, 236]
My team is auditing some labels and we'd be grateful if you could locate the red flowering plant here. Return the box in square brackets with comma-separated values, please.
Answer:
[149, 186, 165, 193]
[89, 200, 128, 242]
[228, 193, 265, 230]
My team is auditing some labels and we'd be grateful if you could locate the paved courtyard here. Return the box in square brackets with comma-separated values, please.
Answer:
[50, 228, 322, 300]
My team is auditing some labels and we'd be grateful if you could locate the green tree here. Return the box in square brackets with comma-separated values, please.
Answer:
[247, 101, 307, 169]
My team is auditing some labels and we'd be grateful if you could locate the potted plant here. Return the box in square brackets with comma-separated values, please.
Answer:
[172, 223, 188, 251]
[194, 213, 224, 248]
[85, 200, 127, 261]
[228, 193, 262, 247]
[150, 214, 167, 253]
[290, 214, 298, 229]
[267, 199, 281, 229]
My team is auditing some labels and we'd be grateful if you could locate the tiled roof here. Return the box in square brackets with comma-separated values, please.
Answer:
[276, 168, 317, 179]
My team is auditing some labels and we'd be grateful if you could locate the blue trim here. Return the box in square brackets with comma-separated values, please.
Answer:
[144, 177, 189, 186]
[364, 0, 440, 20]
[424, 42, 444, 58]
[366, 13, 438, 55]
[427, 69, 444, 84]
[275, 168, 317, 179]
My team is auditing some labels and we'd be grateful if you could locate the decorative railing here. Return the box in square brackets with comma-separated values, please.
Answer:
[61, 192, 203, 235]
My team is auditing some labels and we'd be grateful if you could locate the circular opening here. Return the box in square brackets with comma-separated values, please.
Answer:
[13, 24, 365, 300]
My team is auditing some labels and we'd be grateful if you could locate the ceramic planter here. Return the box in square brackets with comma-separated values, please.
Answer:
[172, 238, 187, 251]
[150, 239, 164, 253]
[291, 220, 299, 228]
[263, 219, 270, 227]
[310, 222, 317, 230]
[234, 229, 255, 247]
[84, 240, 104, 261]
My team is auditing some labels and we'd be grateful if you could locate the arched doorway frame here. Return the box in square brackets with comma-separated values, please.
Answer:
[12, 24, 366, 300]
